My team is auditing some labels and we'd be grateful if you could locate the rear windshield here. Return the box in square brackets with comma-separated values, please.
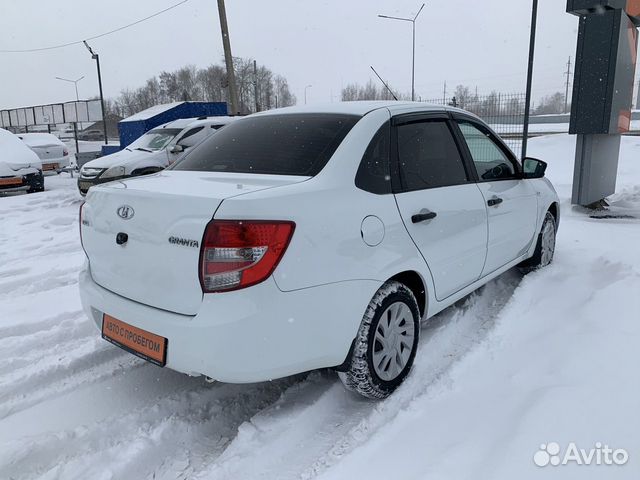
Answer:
[170, 114, 360, 176]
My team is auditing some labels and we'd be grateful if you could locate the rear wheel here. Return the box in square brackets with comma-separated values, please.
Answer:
[338, 281, 420, 399]
[519, 211, 556, 273]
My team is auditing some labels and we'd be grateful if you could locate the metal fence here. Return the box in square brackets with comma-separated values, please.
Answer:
[0, 99, 103, 133]
[425, 93, 526, 155]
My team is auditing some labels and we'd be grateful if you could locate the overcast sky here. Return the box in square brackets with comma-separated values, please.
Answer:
[1, 0, 633, 110]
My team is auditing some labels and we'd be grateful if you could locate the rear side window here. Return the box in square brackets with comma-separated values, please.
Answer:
[171, 114, 360, 176]
[355, 122, 391, 194]
[396, 120, 469, 191]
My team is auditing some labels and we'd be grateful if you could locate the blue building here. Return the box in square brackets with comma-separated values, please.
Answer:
[114, 101, 228, 152]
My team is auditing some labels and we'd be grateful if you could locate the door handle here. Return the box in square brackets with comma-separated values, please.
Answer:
[487, 197, 503, 207]
[411, 210, 437, 224]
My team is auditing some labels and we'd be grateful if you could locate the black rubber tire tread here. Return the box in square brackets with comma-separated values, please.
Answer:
[518, 211, 556, 274]
[338, 281, 420, 400]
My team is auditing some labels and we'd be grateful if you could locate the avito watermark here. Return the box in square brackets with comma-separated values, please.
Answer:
[534, 442, 629, 467]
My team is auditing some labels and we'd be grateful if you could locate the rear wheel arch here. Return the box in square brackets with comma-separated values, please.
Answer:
[335, 271, 427, 374]
[388, 270, 427, 319]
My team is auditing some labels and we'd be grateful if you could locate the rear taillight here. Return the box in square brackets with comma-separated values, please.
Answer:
[200, 220, 295, 293]
[63, 149, 69, 157]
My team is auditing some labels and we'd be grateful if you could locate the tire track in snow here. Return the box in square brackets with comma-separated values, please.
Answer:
[0, 266, 80, 299]
[0, 310, 85, 343]
[0, 340, 141, 420]
[0, 375, 305, 480]
[188, 271, 522, 480]
[0, 311, 88, 373]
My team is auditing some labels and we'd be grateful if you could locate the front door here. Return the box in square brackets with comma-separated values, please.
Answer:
[454, 119, 538, 276]
[392, 116, 488, 301]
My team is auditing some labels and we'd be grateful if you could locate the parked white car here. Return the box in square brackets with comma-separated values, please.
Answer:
[77, 116, 236, 195]
[0, 128, 44, 194]
[79, 102, 559, 399]
[18, 133, 70, 173]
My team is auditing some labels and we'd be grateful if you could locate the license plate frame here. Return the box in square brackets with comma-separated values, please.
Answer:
[102, 314, 167, 367]
[0, 177, 22, 186]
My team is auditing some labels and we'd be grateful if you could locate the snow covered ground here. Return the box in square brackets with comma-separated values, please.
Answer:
[0, 134, 638, 479]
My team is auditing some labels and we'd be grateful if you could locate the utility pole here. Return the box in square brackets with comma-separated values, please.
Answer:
[253, 60, 259, 113]
[522, 0, 539, 160]
[304, 85, 312, 104]
[443, 81, 447, 104]
[564, 56, 572, 113]
[217, 0, 240, 115]
[378, 3, 426, 102]
[83, 41, 108, 145]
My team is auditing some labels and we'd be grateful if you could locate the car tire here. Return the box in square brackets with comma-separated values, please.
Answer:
[518, 211, 556, 274]
[338, 281, 420, 399]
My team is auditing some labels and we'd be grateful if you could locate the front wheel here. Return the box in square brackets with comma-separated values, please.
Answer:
[518, 211, 556, 273]
[338, 281, 420, 399]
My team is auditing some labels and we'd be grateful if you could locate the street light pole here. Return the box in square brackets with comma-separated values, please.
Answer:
[305, 85, 312, 105]
[379, 3, 425, 102]
[521, 0, 539, 160]
[55, 76, 85, 101]
[56, 75, 85, 155]
[83, 41, 108, 145]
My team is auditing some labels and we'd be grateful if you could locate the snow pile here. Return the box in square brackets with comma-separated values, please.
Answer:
[0, 128, 41, 171]
[0, 134, 638, 479]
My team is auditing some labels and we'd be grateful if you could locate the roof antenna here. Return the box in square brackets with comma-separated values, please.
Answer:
[370, 66, 398, 101]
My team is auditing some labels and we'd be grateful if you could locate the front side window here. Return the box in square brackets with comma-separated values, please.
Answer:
[129, 128, 181, 151]
[457, 122, 517, 181]
[171, 114, 360, 176]
[176, 127, 206, 148]
[396, 120, 469, 192]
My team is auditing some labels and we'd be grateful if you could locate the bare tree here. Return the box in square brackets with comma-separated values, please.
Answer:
[534, 92, 566, 115]
[106, 59, 296, 117]
[273, 75, 296, 108]
[341, 80, 405, 101]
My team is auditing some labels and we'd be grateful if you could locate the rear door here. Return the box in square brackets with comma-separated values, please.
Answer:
[392, 113, 488, 301]
[452, 117, 538, 276]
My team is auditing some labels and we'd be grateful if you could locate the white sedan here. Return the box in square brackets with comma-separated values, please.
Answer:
[18, 133, 70, 173]
[79, 102, 559, 399]
[0, 128, 44, 194]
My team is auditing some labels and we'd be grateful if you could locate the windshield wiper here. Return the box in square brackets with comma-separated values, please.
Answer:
[134, 147, 153, 153]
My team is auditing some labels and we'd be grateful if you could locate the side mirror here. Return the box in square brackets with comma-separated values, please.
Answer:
[522, 157, 547, 179]
[169, 144, 184, 154]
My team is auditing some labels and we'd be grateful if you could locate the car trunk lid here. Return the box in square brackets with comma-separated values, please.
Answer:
[81, 170, 308, 315]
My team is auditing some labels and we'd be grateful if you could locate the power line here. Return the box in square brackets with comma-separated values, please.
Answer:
[0, 0, 190, 53]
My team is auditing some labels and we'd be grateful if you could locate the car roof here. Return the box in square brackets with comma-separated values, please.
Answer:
[17, 133, 64, 146]
[156, 116, 236, 131]
[250, 101, 475, 119]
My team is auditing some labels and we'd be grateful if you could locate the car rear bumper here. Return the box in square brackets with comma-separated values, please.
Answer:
[79, 263, 379, 383]
[42, 157, 70, 172]
[0, 171, 43, 193]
